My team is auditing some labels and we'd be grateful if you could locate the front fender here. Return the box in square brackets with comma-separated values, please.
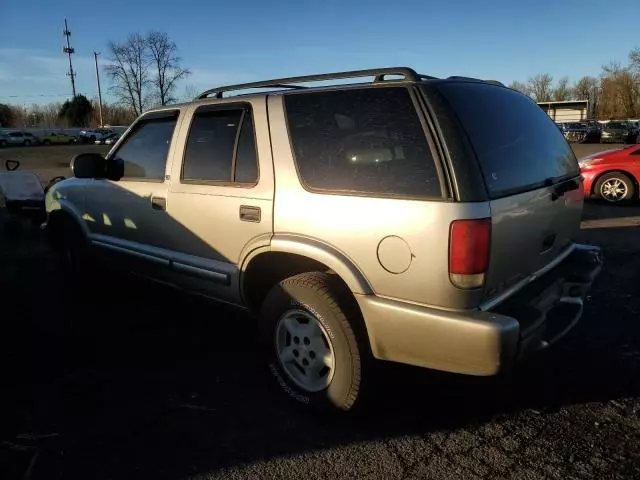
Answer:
[45, 181, 89, 237]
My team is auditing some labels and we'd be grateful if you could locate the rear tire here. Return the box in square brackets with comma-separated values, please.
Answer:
[259, 272, 369, 412]
[594, 172, 636, 204]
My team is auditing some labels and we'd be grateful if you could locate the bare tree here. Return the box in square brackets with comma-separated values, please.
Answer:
[105, 33, 151, 116]
[573, 76, 599, 118]
[573, 76, 598, 100]
[508, 81, 529, 96]
[553, 76, 572, 101]
[182, 83, 198, 101]
[629, 47, 640, 73]
[528, 73, 554, 102]
[599, 62, 638, 119]
[146, 31, 191, 106]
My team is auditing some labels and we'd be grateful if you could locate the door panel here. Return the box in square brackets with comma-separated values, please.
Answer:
[83, 109, 183, 274]
[166, 98, 274, 303]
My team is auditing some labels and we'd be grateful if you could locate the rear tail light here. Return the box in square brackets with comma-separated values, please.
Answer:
[449, 218, 491, 289]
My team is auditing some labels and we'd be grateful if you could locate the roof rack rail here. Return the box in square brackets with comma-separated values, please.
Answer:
[196, 67, 424, 99]
[447, 76, 505, 87]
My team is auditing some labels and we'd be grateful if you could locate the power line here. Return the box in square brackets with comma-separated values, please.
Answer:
[0, 93, 82, 99]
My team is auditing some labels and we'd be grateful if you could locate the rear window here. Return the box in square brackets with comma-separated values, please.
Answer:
[432, 82, 579, 199]
[284, 87, 442, 198]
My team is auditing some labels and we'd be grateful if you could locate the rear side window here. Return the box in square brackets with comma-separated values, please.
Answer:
[182, 107, 259, 185]
[432, 82, 579, 199]
[284, 87, 441, 198]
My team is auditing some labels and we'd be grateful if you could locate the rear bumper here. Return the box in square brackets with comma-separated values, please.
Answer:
[357, 244, 603, 376]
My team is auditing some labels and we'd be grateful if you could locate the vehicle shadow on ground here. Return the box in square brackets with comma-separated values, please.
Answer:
[0, 225, 638, 479]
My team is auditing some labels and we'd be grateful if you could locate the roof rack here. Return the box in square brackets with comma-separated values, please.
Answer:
[447, 76, 505, 87]
[196, 67, 424, 99]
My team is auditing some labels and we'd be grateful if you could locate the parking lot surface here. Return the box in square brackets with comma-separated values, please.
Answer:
[0, 144, 639, 479]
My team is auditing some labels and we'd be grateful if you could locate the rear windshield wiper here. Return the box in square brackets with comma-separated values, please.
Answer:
[545, 175, 580, 200]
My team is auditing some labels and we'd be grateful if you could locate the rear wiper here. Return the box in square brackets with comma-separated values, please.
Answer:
[545, 175, 580, 201]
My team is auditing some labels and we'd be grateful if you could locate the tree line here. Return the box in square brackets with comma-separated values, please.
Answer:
[0, 30, 191, 129]
[509, 47, 640, 120]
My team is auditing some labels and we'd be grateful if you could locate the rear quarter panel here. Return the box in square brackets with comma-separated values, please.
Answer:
[268, 95, 489, 310]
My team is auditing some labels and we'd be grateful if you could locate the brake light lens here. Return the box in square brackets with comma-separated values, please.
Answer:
[449, 218, 491, 289]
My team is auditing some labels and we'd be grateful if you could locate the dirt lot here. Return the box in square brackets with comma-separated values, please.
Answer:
[0, 144, 639, 479]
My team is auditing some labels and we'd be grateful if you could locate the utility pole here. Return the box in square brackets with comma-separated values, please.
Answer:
[94, 51, 104, 127]
[63, 18, 76, 97]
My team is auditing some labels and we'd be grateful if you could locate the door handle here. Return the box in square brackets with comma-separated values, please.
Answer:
[239, 205, 261, 222]
[151, 196, 166, 211]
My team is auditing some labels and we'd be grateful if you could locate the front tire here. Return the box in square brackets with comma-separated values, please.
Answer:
[259, 272, 368, 412]
[594, 172, 636, 204]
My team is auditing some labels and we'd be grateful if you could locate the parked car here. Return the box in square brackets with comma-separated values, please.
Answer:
[44, 67, 603, 412]
[95, 133, 120, 145]
[41, 132, 78, 145]
[563, 122, 588, 143]
[0, 131, 39, 146]
[601, 121, 638, 144]
[104, 134, 121, 145]
[79, 128, 113, 144]
[579, 144, 640, 203]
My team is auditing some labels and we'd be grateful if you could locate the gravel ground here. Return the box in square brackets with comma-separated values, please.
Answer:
[0, 144, 638, 479]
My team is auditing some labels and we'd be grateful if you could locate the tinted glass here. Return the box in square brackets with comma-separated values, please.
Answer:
[234, 112, 258, 183]
[182, 110, 242, 182]
[285, 87, 441, 198]
[113, 115, 177, 180]
[433, 82, 579, 199]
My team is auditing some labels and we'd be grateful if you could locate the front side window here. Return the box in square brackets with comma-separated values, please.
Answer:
[112, 113, 178, 180]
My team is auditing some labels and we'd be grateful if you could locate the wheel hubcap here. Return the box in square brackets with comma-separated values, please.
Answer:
[275, 309, 335, 392]
[601, 178, 628, 202]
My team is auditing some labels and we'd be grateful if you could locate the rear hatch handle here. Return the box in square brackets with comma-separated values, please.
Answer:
[546, 177, 580, 201]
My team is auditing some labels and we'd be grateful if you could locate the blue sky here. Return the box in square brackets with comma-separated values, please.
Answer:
[1, 0, 638, 106]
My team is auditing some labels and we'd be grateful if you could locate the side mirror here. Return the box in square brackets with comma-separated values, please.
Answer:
[71, 153, 106, 179]
[105, 157, 124, 181]
[70, 154, 123, 181]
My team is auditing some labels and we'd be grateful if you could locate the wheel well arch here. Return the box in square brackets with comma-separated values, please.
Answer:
[591, 169, 639, 197]
[46, 208, 86, 248]
[241, 251, 360, 316]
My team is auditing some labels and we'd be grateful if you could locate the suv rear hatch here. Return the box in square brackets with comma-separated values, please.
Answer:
[427, 81, 583, 302]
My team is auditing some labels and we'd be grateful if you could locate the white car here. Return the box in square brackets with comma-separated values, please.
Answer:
[80, 129, 113, 144]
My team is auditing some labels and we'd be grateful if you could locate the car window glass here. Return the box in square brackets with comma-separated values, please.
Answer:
[284, 87, 441, 198]
[432, 82, 579, 199]
[112, 115, 178, 180]
[182, 109, 242, 182]
[234, 112, 259, 183]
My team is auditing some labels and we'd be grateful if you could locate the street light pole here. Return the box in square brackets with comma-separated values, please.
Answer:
[93, 51, 104, 127]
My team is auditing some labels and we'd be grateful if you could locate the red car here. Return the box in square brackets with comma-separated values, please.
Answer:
[579, 144, 640, 203]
